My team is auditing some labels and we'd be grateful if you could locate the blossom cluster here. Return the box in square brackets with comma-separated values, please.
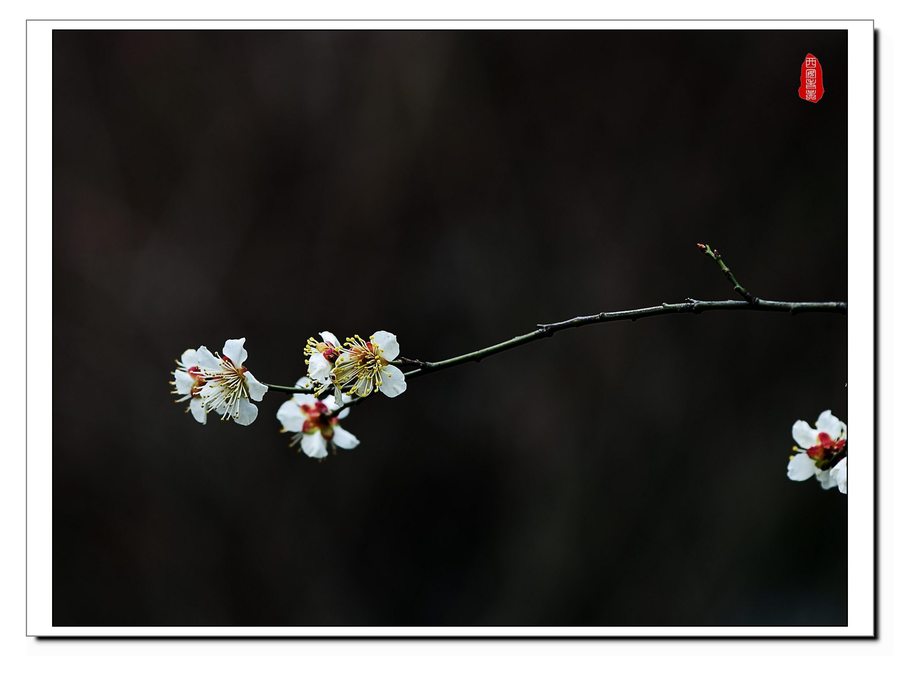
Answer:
[304, 329, 407, 402]
[170, 338, 268, 426]
[786, 410, 847, 494]
[171, 331, 407, 460]
[172, 336, 849, 489]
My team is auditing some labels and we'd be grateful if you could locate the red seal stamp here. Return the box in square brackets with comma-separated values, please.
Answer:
[798, 53, 824, 103]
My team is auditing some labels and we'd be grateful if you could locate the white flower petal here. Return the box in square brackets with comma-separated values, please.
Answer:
[337, 407, 350, 420]
[232, 398, 258, 426]
[332, 426, 360, 449]
[831, 458, 848, 494]
[276, 400, 304, 433]
[244, 370, 268, 402]
[180, 349, 199, 368]
[189, 396, 207, 424]
[308, 352, 333, 383]
[223, 337, 248, 368]
[787, 453, 817, 482]
[295, 376, 314, 390]
[371, 330, 400, 361]
[322, 395, 341, 412]
[320, 331, 339, 346]
[815, 410, 845, 440]
[816, 469, 838, 490]
[791, 420, 818, 449]
[173, 369, 195, 395]
[301, 432, 328, 459]
[378, 364, 407, 398]
[196, 346, 220, 370]
[291, 393, 318, 407]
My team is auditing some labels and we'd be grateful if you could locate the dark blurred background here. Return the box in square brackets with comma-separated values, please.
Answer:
[52, 30, 848, 627]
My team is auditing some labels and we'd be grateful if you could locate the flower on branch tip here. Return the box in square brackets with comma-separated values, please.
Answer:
[276, 377, 360, 459]
[332, 330, 407, 403]
[174, 338, 269, 426]
[304, 330, 342, 393]
[786, 410, 847, 493]
[170, 348, 208, 424]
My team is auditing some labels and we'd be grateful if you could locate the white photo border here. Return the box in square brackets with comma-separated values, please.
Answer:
[25, 19, 876, 638]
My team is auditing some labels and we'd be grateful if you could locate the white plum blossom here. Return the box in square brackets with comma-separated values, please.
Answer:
[786, 409, 847, 493]
[192, 338, 268, 425]
[170, 348, 208, 424]
[332, 330, 407, 403]
[303, 330, 342, 393]
[276, 377, 360, 459]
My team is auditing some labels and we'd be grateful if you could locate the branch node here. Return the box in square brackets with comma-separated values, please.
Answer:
[393, 356, 429, 368]
[684, 297, 701, 312]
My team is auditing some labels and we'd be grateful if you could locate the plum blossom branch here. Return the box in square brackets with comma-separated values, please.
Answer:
[398, 297, 845, 381]
[258, 246, 846, 394]
[394, 245, 843, 382]
[171, 244, 848, 469]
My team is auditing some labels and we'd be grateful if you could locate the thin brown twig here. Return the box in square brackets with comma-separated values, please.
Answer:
[263, 245, 846, 398]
